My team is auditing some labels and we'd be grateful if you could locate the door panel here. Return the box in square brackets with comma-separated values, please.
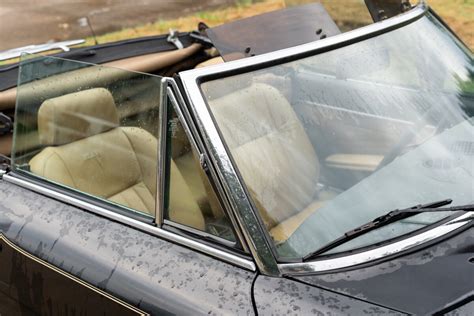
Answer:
[0, 180, 256, 315]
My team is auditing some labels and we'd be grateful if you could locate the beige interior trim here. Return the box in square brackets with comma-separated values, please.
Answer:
[325, 154, 384, 172]
[0, 43, 202, 112]
[106, 43, 202, 73]
[195, 56, 224, 69]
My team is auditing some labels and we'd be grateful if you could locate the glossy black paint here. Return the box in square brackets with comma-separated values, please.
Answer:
[253, 276, 403, 315]
[0, 234, 146, 315]
[294, 225, 474, 315]
[0, 180, 256, 315]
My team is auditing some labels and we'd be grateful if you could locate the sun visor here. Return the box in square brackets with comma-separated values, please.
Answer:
[207, 3, 340, 62]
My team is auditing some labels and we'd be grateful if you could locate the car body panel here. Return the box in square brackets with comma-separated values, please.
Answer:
[294, 226, 474, 315]
[253, 276, 403, 315]
[0, 180, 256, 315]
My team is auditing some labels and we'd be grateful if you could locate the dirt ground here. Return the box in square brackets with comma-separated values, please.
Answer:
[0, 0, 235, 51]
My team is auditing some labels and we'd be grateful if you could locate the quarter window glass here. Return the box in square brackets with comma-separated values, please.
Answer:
[164, 103, 236, 242]
[13, 54, 162, 219]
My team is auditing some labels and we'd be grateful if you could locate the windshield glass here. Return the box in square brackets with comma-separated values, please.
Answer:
[200, 12, 474, 260]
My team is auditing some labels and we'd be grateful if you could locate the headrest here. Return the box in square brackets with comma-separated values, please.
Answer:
[38, 88, 119, 146]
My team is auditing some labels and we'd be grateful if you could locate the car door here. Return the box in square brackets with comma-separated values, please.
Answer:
[0, 54, 257, 315]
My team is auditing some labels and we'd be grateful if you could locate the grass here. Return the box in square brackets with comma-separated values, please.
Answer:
[430, 0, 474, 48]
[1, 0, 472, 66]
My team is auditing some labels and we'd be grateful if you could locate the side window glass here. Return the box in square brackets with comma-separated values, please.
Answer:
[163, 101, 236, 242]
[12, 54, 162, 220]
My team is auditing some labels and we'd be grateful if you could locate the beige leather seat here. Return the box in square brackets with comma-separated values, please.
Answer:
[29, 88, 204, 230]
[209, 83, 328, 242]
[195, 57, 224, 69]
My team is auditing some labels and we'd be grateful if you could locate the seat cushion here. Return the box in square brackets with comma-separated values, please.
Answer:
[195, 57, 224, 68]
[269, 200, 325, 243]
[269, 189, 338, 243]
[30, 128, 143, 200]
[109, 181, 155, 213]
[30, 126, 205, 229]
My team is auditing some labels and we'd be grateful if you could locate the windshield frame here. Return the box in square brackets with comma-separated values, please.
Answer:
[178, 1, 474, 275]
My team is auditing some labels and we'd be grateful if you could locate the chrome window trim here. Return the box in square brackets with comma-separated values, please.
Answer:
[154, 77, 169, 227]
[163, 82, 250, 252]
[178, 2, 439, 276]
[278, 212, 474, 275]
[2, 172, 256, 272]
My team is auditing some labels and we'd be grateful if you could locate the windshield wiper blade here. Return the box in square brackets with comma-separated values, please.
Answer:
[303, 199, 474, 262]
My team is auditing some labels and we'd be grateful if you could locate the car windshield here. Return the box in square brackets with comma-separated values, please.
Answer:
[200, 12, 474, 260]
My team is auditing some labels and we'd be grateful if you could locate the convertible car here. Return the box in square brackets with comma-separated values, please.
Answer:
[0, 0, 473, 314]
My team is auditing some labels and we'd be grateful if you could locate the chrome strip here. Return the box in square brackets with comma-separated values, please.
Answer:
[279, 212, 473, 275]
[155, 78, 169, 227]
[178, 2, 430, 276]
[3, 173, 256, 272]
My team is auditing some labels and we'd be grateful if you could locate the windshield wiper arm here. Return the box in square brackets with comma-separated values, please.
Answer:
[303, 199, 474, 262]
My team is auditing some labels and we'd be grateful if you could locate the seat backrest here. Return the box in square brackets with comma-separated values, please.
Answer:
[29, 88, 204, 230]
[209, 83, 320, 228]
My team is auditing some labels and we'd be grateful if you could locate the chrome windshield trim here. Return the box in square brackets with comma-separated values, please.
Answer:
[2, 173, 256, 272]
[179, 3, 428, 276]
[278, 212, 473, 275]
